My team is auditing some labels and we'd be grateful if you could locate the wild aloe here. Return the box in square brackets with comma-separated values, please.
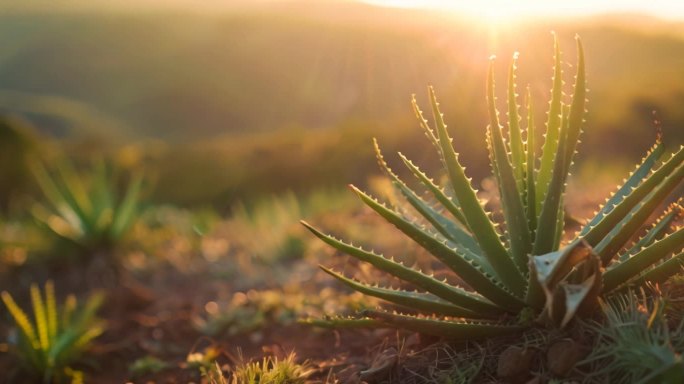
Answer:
[31, 158, 144, 255]
[1, 281, 104, 383]
[301, 36, 684, 338]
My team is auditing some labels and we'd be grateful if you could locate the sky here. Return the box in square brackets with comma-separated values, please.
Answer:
[361, 0, 684, 21]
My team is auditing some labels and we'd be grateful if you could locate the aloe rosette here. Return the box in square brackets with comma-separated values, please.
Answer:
[301, 36, 684, 338]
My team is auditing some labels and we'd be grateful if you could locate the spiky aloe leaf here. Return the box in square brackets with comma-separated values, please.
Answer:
[620, 201, 682, 262]
[300, 317, 384, 329]
[30, 284, 50, 353]
[594, 160, 684, 265]
[349, 185, 525, 310]
[320, 267, 488, 318]
[536, 33, 563, 213]
[364, 310, 525, 340]
[398, 153, 469, 229]
[1, 291, 40, 349]
[580, 139, 665, 236]
[507, 53, 525, 191]
[411, 95, 470, 228]
[535, 38, 586, 254]
[374, 140, 482, 255]
[603, 228, 684, 292]
[628, 251, 684, 287]
[524, 87, 537, 235]
[583, 145, 684, 250]
[427, 87, 526, 294]
[486, 58, 532, 273]
[301, 221, 504, 315]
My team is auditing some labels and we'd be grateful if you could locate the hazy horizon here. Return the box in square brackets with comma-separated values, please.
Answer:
[3, 0, 684, 23]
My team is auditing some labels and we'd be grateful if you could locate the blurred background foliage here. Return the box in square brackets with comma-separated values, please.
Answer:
[0, 1, 683, 209]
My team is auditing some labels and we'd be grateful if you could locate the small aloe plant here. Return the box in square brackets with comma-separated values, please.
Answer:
[31, 158, 144, 254]
[1, 281, 104, 383]
[301, 36, 684, 338]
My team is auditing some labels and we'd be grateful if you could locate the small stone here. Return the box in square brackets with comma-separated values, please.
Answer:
[547, 338, 584, 377]
[497, 345, 535, 379]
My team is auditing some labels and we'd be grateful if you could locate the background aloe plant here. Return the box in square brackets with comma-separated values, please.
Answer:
[31, 158, 144, 256]
[1, 281, 104, 383]
[302, 36, 684, 338]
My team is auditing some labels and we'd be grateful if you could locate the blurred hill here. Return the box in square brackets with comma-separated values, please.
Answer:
[1, 1, 683, 205]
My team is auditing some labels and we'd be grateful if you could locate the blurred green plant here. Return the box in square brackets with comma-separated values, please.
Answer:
[128, 355, 170, 377]
[302, 36, 684, 337]
[579, 288, 684, 383]
[227, 189, 355, 265]
[31, 157, 144, 257]
[1, 281, 104, 383]
[195, 286, 374, 337]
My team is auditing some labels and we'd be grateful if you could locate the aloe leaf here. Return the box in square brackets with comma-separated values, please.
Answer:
[321, 267, 489, 318]
[300, 317, 384, 329]
[61, 295, 77, 329]
[628, 251, 684, 288]
[30, 284, 50, 352]
[486, 59, 533, 273]
[531, 239, 595, 311]
[54, 160, 94, 231]
[525, 87, 537, 236]
[374, 140, 481, 255]
[536, 33, 563, 213]
[580, 140, 665, 236]
[594, 160, 684, 265]
[412, 94, 441, 156]
[555, 273, 600, 328]
[533, 239, 595, 291]
[536, 36, 587, 255]
[364, 310, 525, 340]
[301, 222, 504, 315]
[583, 145, 684, 248]
[73, 325, 104, 349]
[399, 153, 469, 228]
[1, 291, 40, 348]
[603, 228, 684, 292]
[31, 162, 72, 218]
[426, 87, 526, 294]
[45, 281, 58, 344]
[534, 105, 571, 254]
[111, 171, 143, 239]
[507, 53, 525, 192]
[350, 186, 526, 310]
[550, 254, 602, 327]
[560, 36, 587, 172]
[620, 202, 682, 262]
[91, 160, 113, 224]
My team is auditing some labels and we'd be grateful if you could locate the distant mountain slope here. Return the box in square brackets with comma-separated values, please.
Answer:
[0, 2, 682, 147]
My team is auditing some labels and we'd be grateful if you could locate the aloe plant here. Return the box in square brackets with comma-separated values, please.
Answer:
[301, 36, 684, 338]
[31, 158, 144, 255]
[1, 281, 104, 383]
